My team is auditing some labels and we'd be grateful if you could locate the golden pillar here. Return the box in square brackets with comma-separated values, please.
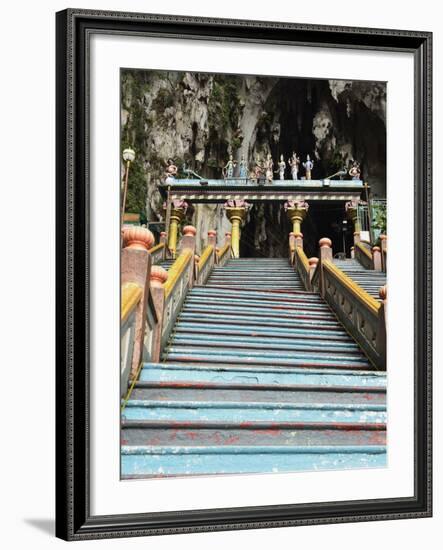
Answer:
[284, 200, 309, 236]
[224, 200, 250, 258]
[346, 200, 362, 232]
[166, 201, 188, 258]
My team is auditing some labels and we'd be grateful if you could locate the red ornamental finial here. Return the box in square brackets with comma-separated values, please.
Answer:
[182, 225, 197, 236]
[122, 225, 155, 251]
[150, 266, 168, 287]
[319, 237, 332, 248]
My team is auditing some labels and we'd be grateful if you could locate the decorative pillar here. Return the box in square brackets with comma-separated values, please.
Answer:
[207, 229, 217, 249]
[318, 238, 332, 298]
[223, 200, 250, 258]
[121, 226, 155, 378]
[377, 285, 387, 367]
[372, 246, 382, 271]
[122, 225, 155, 251]
[149, 266, 168, 362]
[181, 225, 197, 287]
[308, 257, 319, 282]
[380, 234, 387, 272]
[284, 200, 309, 236]
[350, 246, 355, 259]
[166, 200, 188, 258]
[319, 237, 333, 262]
[345, 199, 364, 244]
[224, 232, 232, 246]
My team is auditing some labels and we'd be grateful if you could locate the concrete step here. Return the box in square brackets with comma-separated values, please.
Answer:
[140, 362, 387, 387]
[121, 444, 386, 478]
[181, 303, 337, 320]
[173, 322, 355, 341]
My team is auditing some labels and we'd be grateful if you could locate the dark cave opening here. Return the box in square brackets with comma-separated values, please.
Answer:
[239, 201, 354, 259]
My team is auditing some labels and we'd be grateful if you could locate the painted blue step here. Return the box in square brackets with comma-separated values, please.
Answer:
[121, 445, 386, 478]
[182, 303, 336, 320]
[122, 400, 386, 423]
[171, 333, 360, 352]
[122, 424, 386, 447]
[140, 362, 386, 387]
[191, 287, 322, 301]
[173, 322, 356, 341]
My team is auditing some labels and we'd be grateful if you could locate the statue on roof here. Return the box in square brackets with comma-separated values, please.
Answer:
[276, 154, 286, 180]
[264, 153, 274, 183]
[223, 154, 237, 179]
[164, 158, 178, 184]
[288, 152, 300, 180]
[303, 154, 314, 180]
[238, 155, 248, 179]
[349, 160, 361, 180]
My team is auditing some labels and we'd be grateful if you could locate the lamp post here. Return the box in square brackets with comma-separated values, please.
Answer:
[121, 148, 136, 229]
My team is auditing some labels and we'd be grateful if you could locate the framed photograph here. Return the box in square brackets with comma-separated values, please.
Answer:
[55, 9, 432, 540]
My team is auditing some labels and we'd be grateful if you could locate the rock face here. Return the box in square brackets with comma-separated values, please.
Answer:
[122, 70, 386, 256]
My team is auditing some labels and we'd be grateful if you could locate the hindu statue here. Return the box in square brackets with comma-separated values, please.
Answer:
[264, 153, 274, 183]
[303, 154, 314, 180]
[276, 154, 286, 180]
[349, 160, 361, 180]
[223, 154, 237, 179]
[238, 155, 248, 179]
[253, 155, 263, 182]
[288, 152, 300, 180]
[164, 158, 178, 184]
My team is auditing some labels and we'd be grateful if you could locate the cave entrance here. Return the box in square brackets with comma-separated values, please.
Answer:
[303, 201, 354, 258]
[238, 200, 354, 259]
[239, 202, 292, 258]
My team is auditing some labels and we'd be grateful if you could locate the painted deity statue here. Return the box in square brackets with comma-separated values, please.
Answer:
[164, 158, 178, 184]
[276, 155, 286, 180]
[288, 152, 300, 180]
[253, 155, 263, 181]
[238, 155, 248, 179]
[264, 154, 274, 183]
[223, 154, 237, 179]
[349, 160, 361, 180]
[303, 154, 314, 180]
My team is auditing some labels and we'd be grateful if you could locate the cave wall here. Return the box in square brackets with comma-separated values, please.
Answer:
[121, 69, 386, 256]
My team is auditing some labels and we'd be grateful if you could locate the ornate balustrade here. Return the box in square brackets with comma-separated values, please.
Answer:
[321, 260, 385, 369]
[148, 242, 165, 265]
[380, 234, 387, 272]
[311, 236, 386, 370]
[196, 244, 215, 285]
[354, 241, 374, 269]
[294, 245, 311, 291]
[121, 282, 142, 396]
[161, 249, 194, 349]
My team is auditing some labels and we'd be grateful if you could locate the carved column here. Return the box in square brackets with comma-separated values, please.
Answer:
[345, 199, 363, 244]
[284, 200, 309, 242]
[166, 200, 188, 258]
[224, 200, 250, 259]
[149, 266, 168, 362]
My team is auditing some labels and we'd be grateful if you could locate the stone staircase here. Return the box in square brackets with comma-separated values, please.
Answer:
[121, 258, 386, 478]
[333, 258, 387, 299]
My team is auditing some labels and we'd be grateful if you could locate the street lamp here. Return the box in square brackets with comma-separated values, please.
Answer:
[121, 148, 136, 228]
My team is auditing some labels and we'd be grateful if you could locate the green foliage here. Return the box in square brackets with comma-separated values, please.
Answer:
[208, 75, 242, 153]
[372, 202, 387, 234]
[124, 158, 147, 215]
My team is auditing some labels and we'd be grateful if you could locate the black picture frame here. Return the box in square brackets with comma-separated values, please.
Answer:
[55, 8, 432, 541]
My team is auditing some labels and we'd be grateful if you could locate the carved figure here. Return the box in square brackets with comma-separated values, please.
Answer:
[238, 155, 248, 178]
[164, 158, 178, 183]
[288, 152, 300, 180]
[223, 155, 237, 179]
[349, 160, 361, 180]
[303, 154, 314, 180]
[276, 154, 286, 180]
[264, 154, 274, 183]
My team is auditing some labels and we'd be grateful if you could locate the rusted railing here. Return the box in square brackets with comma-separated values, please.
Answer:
[196, 244, 215, 285]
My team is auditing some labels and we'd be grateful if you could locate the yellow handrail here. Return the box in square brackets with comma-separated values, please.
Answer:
[217, 242, 230, 261]
[148, 243, 165, 255]
[121, 282, 143, 323]
[198, 245, 214, 274]
[295, 245, 310, 271]
[164, 249, 193, 298]
[355, 241, 373, 260]
[323, 260, 380, 316]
